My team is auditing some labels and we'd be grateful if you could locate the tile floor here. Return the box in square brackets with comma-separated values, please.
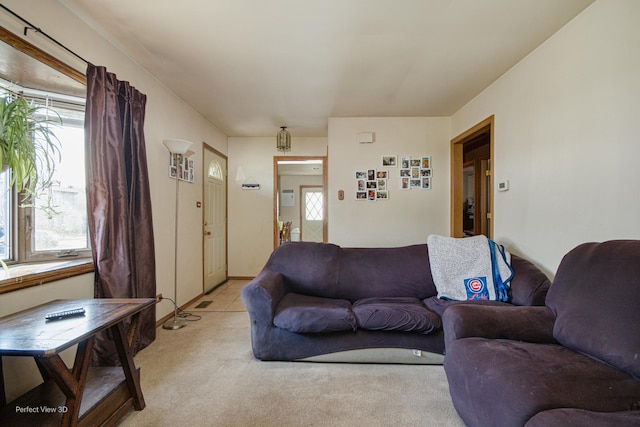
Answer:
[186, 279, 249, 312]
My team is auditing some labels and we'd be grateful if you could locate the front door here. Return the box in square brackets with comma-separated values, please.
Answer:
[203, 148, 227, 293]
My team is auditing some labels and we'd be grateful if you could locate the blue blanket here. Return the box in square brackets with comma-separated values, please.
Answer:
[427, 235, 513, 301]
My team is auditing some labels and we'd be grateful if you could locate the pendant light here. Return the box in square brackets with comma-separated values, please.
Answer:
[277, 126, 291, 152]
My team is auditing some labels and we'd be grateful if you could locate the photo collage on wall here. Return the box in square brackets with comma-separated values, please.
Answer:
[355, 168, 389, 201]
[356, 155, 431, 200]
[400, 156, 431, 190]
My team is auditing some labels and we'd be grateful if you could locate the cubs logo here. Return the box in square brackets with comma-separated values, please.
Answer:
[464, 277, 489, 300]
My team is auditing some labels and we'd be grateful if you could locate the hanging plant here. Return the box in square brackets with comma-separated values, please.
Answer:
[0, 93, 62, 197]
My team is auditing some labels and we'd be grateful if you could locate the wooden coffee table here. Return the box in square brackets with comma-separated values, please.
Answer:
[0, 298, 155, 426]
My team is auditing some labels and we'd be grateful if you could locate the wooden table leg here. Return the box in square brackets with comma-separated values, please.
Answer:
[111, 319, 146, 410]
[0, 356, 5, 407]
[37, 336, 95, 427]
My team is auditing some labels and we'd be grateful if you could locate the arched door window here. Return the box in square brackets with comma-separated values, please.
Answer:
[208, 160, 223, 180]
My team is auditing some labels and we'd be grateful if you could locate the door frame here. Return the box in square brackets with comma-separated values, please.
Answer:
[202, 143, 228, 292]
[450, 115, 494, 238]
[273, 156, 328, 248]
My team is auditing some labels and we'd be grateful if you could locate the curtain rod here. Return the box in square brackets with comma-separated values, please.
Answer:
[0, 3, 89, 65]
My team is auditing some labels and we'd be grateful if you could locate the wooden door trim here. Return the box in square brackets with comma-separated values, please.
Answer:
[450, 115, 494, 238]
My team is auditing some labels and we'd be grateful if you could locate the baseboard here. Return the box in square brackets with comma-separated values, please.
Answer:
[228, 276, 255, 280]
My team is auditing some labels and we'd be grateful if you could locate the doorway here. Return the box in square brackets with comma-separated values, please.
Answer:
[273, 156, 327, 248]
[451, 116, 494, 238]
[203, 145, 228, 293]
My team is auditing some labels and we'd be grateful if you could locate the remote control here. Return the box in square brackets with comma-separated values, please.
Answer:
[45, 308, 86, 321]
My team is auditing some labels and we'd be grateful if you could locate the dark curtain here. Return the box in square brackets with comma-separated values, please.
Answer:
[85, 64, 156, 366]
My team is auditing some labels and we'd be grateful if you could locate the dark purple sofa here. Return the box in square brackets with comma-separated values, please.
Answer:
[240, 241, 550, 362]
[443, 240, 640, 427]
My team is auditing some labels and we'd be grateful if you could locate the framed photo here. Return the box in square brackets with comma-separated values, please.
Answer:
[367, 169, 376, 180]
[366, 180, 377, 189]
[422, 177, 431, 190]
[410, 179, 421, 188]
[376, 190, 388, 200]
[376, 170, 388, 179]
[377, 179, 387, 190]
[421, 156, 431, 169]
[382, 155, 397, 167]
[410, 158, 421, 167]
[401, 177, 410, 190]
[357, 179, 366, 190]
[367, 189, 376, 201]
[401, 156, 410, 169]
[355, 171, 367, 180]
[356, 191, 367, 200]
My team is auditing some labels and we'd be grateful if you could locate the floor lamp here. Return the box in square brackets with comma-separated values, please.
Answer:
[162, 138, 193, 330]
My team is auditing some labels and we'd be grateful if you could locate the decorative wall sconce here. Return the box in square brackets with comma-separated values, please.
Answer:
[277, 126, 291, 152]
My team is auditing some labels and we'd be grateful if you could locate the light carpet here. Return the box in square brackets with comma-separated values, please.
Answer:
[119, 311, 465, 427]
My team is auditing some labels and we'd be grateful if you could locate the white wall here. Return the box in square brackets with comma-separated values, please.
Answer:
[451, 0, 640, 274]
[328, 117, 451, 247]
[228, 137, 327, 276]
[0, 0, 226, 399]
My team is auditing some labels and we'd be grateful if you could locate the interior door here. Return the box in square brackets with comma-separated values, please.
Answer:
[300, 186, 324, 242]
[203, 148, 227, 293]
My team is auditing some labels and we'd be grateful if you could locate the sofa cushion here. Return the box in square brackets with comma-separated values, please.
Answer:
[444, 337, 640, 427]
[336, 245, 437, 300]
[546, 240, 640, 378]
[273, 293, 357, 333]
[423, 296, 509, 317]
[266, 242, 342, 298]
[353, 297, 440, 334]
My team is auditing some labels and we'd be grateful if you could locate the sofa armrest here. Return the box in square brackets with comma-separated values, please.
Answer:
[443, 305, 556, 351]
[509, 254, 551, 306]
[240, 268, 287, 324]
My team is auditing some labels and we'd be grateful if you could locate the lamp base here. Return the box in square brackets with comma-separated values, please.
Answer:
[162, 317, 188, 330]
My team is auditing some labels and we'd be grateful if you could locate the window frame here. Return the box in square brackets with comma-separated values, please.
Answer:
[13, 91, 91, 262]
[0, 26, 92, 293]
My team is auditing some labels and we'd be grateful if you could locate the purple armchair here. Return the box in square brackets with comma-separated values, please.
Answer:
[443, 240, 640, 426]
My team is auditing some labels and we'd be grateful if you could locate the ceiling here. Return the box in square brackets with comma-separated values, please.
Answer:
[60, 0, 593, 137]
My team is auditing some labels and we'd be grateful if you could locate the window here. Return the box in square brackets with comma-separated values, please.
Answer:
[208, 160, 223, 180]
[305, 192, 323, 221]
[1, 81, 90, 264]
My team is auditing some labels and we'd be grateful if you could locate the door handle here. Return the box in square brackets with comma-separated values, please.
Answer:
[205, 231, 212, 236]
